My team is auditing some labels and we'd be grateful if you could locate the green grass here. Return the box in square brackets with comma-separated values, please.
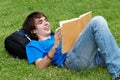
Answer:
[0, 0, 120, 80]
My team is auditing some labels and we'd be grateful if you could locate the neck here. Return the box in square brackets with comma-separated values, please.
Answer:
[38, 35, 51, 40]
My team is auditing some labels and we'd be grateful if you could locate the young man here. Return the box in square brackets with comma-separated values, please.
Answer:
[23, 11, 120, 80]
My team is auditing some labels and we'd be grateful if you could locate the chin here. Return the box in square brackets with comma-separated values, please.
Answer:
[47, 31, 51, 35]
[48, 30, 51, 34]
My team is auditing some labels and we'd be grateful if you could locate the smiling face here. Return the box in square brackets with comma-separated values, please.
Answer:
[33, 16, 51, 40]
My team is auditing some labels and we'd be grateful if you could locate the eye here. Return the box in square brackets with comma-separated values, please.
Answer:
[45, 18, 48, 22]
[38, 20, 43, 24]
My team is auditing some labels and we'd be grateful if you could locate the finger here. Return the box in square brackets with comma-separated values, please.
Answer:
[55, 27, 61, 32]
[57, 29, 61, 38]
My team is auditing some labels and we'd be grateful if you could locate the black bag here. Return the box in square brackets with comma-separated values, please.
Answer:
[4, 28, 31, 59]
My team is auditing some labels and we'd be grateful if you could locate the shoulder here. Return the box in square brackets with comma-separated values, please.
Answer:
[26, 40, 43, 50]
[26, 35, 54, 48]
[27, 40, 39, 47]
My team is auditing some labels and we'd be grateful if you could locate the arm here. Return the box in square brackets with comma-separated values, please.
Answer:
[35, 46, 57, 69]
[35, 28, 61, 69]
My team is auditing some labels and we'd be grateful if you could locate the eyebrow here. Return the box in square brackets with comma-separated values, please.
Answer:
[35, 17, 48, 24]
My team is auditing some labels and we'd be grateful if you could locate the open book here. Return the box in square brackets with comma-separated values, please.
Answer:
[59, 11, 92, 53]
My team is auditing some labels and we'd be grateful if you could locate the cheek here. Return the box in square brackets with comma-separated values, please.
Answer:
[35, 27, 42, 34]
[38, 24, 43, 28]
[36, 25, 43, 30]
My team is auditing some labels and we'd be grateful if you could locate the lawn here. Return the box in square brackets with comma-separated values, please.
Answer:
[0, 0, 120, 80]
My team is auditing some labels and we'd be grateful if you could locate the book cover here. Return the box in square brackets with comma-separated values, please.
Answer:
[59, 11, 92, 53]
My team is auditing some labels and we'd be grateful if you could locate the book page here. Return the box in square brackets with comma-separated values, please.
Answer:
[59, 11, 92, 53]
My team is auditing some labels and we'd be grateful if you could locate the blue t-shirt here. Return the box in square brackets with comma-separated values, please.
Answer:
[26, 35, 67, 67]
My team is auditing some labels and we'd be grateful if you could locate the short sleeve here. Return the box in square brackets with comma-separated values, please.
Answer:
[26, 45, 43, 64]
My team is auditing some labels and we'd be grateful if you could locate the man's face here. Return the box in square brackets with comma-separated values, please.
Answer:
[34, 17, 51, 37]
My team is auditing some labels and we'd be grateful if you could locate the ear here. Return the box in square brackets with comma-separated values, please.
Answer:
[31, 29, 36, 34]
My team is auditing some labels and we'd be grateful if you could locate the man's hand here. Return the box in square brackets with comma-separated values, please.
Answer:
[53, 27, 62, 48]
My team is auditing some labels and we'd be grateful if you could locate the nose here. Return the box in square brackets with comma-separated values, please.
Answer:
[43, 20, 49, 25]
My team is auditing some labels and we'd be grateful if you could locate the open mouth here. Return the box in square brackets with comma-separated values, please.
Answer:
[44, 25, 50, 31]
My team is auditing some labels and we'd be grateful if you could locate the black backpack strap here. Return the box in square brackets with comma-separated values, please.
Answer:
[17, 28, 31, 41]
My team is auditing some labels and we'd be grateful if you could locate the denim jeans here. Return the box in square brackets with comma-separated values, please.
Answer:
[64, 16, 120, 79]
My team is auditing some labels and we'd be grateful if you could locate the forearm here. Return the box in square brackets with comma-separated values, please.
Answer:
[47, 46, 57, 58]
[35, 46, 57, 69]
